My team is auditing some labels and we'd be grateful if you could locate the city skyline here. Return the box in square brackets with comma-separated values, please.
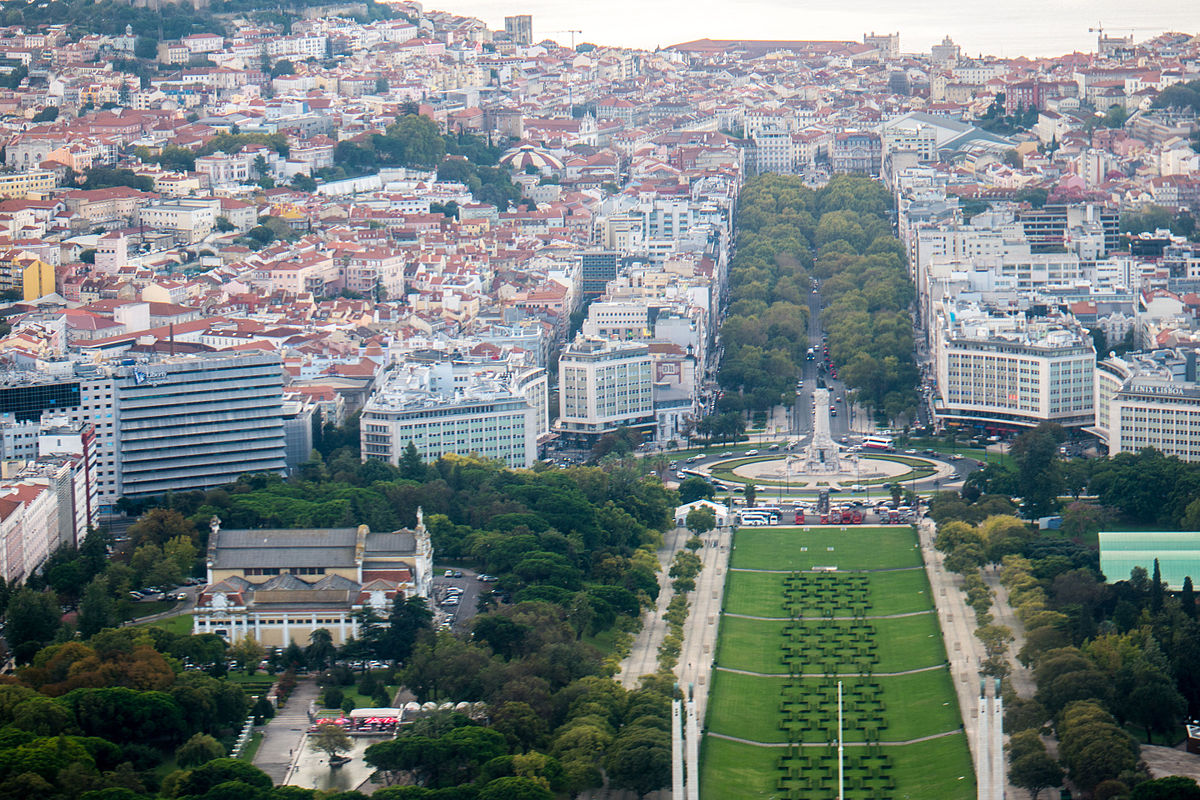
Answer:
[445, 0, 1200, 57]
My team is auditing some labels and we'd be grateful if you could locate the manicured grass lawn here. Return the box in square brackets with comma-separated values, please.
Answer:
[868, 568, 936, 616]
[125, 599, 179, 620]
[136, 613, 194, 636]
[704, 518, 974, 796]
[699, 731, 975, 799]
[238, 731, 263, 761]
[889, 733, 976, 797]
[723, 567, 934, 618]
[872, 611, 948, 672]
[706, 668, 961, 744]
[731, 528, 922, 571]
[715, 612, 944, 675]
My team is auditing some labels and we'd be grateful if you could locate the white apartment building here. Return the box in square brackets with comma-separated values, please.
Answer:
[0, 479, 58, 584]
[138, 198, 220, 244]
[196, 150, 251, 185]
[1109, 380, 1200, 462]
[1091, 350, 1200, 461]
[754, 127, 794, 173]
[360, 364, 545, 469]
[880, 121, 939, 161]
[933, 313, 1095, 431]
[556, 338, 655, 447]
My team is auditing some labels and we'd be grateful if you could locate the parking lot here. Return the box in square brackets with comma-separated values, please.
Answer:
[432, 569, 495, 632]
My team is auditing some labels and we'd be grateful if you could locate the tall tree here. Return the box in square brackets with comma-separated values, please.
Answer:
[306, 628, 335, 670]
[6, 588, 61, 663]
[1151, 558, 1164, 613]
[387, 595, 433, 663]
[1184, 576, 1196, 620]
[1010, 751, 1063, 800]
[400, 442, 424, 480]
[77, 577, 117, 638]
[1010, 423, 1065, 518]
[685, 506, 716, 536]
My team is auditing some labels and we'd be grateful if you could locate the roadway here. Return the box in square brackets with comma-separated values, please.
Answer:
[791, 282, 853, 441]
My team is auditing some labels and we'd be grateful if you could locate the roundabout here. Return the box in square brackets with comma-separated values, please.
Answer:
[730, 452, 916, 488]
[707, 452, 949, 490]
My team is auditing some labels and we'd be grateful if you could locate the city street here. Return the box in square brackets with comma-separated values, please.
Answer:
[791, 282, 854, 440]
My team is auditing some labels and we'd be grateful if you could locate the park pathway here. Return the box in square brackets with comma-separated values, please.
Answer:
[677, 525, 732, 726]
[708, 728, 965, 748]
[920, 517, 1056, 799]
[253, 678, 319, 784]
[617, 526, 690, 689]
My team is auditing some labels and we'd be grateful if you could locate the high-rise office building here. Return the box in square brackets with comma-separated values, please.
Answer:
[113, 352, 287, 497]
[580, 250, 619, 298]
[556, 337, 655, 447]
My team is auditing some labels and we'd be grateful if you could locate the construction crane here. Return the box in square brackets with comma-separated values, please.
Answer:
[1088, 21, 1163, 37]
[545, 29, 584, 49]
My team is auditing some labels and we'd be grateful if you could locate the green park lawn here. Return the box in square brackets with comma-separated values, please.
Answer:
[705, 667, 961, 745]
[723, 567, 934, 618]
[714, 612, 945, 675]
[136, 613, 194, 636]
[700, 733, 975, 800]
[702, 521, 973, 796]
[731, 528, 923, 572]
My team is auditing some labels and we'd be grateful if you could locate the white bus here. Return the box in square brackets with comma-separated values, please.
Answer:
[738, 507, 782, 525]
[862, 435, 894, 451]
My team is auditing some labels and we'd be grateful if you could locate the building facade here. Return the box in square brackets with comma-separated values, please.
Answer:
[112, 352, 287, 497]
[360, 363, 545, 469]
[556, 337, 655, 446]
[933, 318, 1095, 431]
[194, 515, 433, 646]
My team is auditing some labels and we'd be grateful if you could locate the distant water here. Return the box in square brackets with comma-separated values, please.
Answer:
[433, 0, 1199, 58]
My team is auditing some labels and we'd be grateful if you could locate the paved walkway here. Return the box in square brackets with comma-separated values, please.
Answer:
[677, 526, 732, 727]
[253, 679, 320, 784]
[918, 519, 991, 786]
[724, 609, 934, 622]
[919, 518, 1045, 799]
[617, 526, 690, 689]
[715, 663, 946, 678]
[709, 728, 964, 748]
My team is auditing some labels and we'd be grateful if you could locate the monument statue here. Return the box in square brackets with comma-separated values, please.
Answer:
[801, 388, 842, 474]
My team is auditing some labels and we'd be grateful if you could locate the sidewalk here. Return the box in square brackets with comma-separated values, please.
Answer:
[617, 526, 689, 689]
[918, 519, 988, 785]
[920, 519, 1049, 799]
[677, 526, 732, 726]
[253, 678, 321, 784]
